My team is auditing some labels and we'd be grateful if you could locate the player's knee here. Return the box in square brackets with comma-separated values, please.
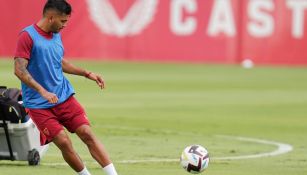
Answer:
[78, 127, 95, 145]
[54, 135, 73, 151]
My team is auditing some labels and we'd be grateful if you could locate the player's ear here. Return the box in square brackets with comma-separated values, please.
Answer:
[48, 16, 54, 23]
[44, 11, 53, 23]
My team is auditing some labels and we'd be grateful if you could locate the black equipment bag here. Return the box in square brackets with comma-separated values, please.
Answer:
[0, 86, 28, 123]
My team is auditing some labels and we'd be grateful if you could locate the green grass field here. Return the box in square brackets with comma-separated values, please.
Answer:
[0, 58, 307, 175]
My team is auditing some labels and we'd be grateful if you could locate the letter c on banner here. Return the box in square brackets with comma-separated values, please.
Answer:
[86, 0, 159, 37]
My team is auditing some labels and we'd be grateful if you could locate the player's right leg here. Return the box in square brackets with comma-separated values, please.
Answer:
[28, 108, 90, 174]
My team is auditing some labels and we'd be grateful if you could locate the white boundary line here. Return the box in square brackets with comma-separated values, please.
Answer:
[213, 135, 293, 160]
[40, 135, 293, 166]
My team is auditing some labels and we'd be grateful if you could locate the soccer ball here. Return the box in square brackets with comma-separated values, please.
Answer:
[180, 145, 209, 174]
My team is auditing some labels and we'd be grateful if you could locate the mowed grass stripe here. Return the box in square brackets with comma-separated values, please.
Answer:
[0, 58, 306, 175]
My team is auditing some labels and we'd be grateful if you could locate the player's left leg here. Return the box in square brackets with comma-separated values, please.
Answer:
[75, 125, 118, 175]
[52, 130, 86, 172]
[57, 96, 119, 175]
[75, 125, 111, 166]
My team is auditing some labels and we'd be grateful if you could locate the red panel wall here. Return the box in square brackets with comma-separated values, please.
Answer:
[0, 0, 306, 65]
[240, 0, 307, 65]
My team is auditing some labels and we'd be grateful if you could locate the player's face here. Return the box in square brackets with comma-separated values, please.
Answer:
[50, 14, 70, 33]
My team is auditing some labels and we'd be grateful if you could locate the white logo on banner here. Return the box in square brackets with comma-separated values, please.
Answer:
[86, 0, 159, 37]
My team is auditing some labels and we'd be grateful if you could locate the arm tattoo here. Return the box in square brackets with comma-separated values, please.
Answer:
[14, 58, 44, 93]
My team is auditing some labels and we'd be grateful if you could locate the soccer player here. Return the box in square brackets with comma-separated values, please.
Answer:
[14, 1, 119, 175]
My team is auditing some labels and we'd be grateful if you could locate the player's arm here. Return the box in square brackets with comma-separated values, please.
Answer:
[62, 59, 105, 89]
[14, 57, 58, 104]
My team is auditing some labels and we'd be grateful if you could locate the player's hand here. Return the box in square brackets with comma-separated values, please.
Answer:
[40, 90, 59, 104]
[86, 72, 105, 89]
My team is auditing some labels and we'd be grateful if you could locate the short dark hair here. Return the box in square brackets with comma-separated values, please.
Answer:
[43, 0, 72, 15]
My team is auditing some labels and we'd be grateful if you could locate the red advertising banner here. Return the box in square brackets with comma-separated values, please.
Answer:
[240, 0, 307, 65]
[0, 0, 306, 65]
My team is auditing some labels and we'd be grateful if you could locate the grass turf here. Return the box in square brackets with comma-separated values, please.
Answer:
[0, 59, 307, 174]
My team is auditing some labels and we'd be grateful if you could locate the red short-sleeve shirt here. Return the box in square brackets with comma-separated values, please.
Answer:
[14, 24, 53, 60]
